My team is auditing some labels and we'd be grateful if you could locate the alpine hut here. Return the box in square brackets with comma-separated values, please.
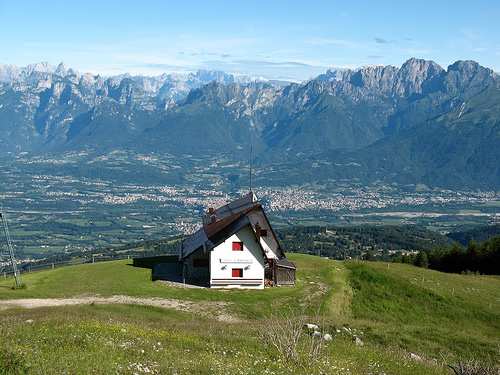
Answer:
[179, 192, 296, 289]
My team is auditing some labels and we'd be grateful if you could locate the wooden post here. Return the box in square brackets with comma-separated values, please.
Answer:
[52, 263, 54, 270]
[272, 261, 277, 286]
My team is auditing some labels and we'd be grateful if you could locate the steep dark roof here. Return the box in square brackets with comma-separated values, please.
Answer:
[211, 192, 258, 220]
[179, 193, 286, 261]
[275, 257, 296, 270]
[204, 206, 256, 239]
[180, 213, 267, 260]
[179, 231, 200, 259]
[180, 203, 261, 260]
[206, 214, 254, 250]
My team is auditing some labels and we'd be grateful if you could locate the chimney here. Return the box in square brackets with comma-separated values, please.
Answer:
[206, 207, 217, 224]
[202, 207, 217, 226]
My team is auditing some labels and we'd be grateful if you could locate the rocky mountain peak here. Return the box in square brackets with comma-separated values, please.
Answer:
[392, 58, 444, 97]
[191, 70, 235, 85]
[317, 68, 348, 82]
[55, 62, 68, 77]
[348, 65, 398, 93]
[25, 61, 55, 75]
[0, 64, 21, 83]
[447, 60, 495, 82]
[444, 60, 497, 95]
[448, 60, 481, 73]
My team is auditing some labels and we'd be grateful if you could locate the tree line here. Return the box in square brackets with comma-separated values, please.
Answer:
[276, 224, 449, 260]
[393, 236, 500, 275]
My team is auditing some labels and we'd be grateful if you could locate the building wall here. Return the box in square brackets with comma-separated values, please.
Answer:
[248, 211, 280, 259]
[210, 226, 265, 289]
[275, 266, 296, 285]
[185, 248, 210, 285]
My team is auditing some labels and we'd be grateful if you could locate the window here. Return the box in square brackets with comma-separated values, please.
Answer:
[232, 268, 243, 277]
[232, 241, 243, 251]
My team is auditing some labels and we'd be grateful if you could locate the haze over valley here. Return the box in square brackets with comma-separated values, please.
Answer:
[1, 2, 500, 374]
[0, 58, 498, 259]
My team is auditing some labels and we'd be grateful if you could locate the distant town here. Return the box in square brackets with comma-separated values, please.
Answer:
[0, 151, 498, 264]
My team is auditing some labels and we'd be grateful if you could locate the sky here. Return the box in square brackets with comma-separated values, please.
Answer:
[1, 0, 499, 81]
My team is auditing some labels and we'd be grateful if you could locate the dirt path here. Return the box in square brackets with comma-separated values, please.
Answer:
[0, 295, 241, 322]
[327, 262, 353, 322]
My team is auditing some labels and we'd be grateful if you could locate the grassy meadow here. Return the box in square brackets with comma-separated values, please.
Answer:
[0, 254, 498, 374]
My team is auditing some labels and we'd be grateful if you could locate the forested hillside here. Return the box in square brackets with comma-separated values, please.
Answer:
[1, 59, 499, 188]
[277, 225, 449, 259]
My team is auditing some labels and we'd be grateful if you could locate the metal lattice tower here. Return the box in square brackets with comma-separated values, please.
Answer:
[0, 207, 22, 288]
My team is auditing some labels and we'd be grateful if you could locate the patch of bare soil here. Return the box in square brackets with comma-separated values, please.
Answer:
[155, 280, 205, 289]
[0, 295, 241, 322]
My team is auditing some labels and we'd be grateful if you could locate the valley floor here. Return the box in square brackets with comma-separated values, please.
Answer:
[0, 254, 498, 374]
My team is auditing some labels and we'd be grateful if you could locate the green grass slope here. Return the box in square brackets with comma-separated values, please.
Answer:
[0, 255, 337, 319]
[0, 254, 498, 374]
[346, 262, 500, 361]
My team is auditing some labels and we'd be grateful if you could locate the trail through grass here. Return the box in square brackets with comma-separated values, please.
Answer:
[0, 254, 498, 374]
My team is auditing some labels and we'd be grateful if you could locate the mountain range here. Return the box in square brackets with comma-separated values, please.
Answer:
[0, 59, 499, 188]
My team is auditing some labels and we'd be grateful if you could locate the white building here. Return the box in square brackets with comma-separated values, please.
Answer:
[179, 192, 296, 289]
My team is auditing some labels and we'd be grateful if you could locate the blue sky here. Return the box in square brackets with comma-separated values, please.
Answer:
[1, 0, 499, 81]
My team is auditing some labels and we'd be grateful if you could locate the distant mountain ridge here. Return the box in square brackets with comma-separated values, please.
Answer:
[0, 59, 499, 188]
[0, 61, 254, 107]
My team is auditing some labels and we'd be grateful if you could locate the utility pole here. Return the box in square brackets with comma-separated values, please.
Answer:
[249, 119, 255, 194]
[0, 208, 22, 288]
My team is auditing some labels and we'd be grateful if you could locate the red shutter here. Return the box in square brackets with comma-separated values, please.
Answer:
[232, 242, 243, 251]
[232, 268, 243, 277]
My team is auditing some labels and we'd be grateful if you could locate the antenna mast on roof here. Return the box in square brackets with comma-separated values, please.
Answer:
[249, 120, 254, 194]
[0, 206, 22, 288]
[249, 142, 253, 193]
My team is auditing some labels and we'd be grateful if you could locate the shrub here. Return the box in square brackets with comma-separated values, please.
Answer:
[448, 359, 499, 375]
[259, 309, 328, 369]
